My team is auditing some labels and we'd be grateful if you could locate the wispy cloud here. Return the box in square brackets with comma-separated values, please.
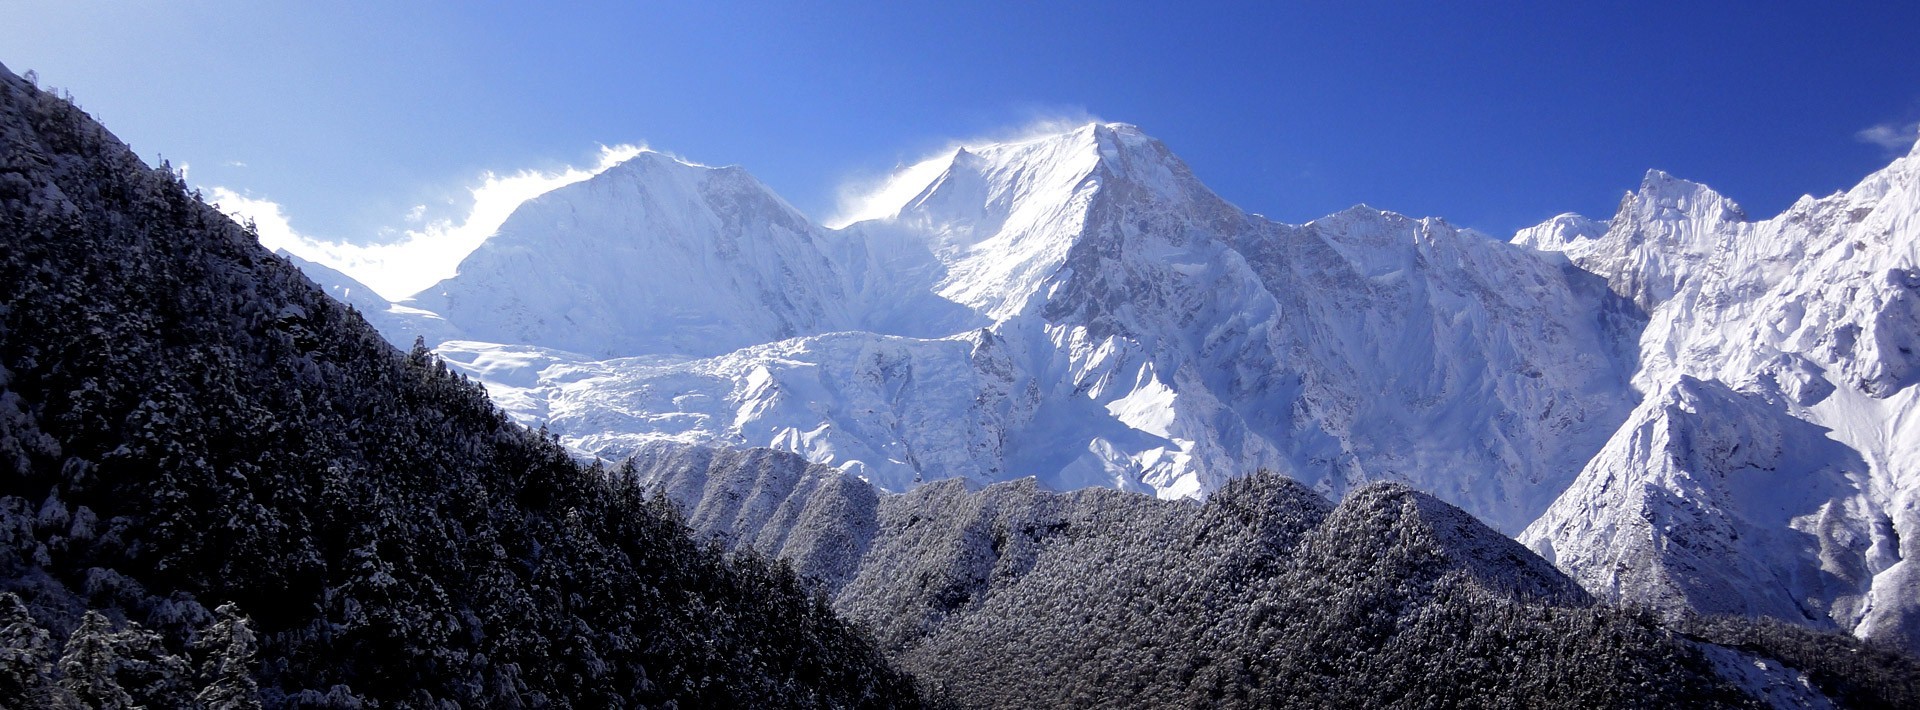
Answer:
[824, 110, 1107, 228]
[210, 144, 644, 300]
[1856, 121, 1920, 152]
[826, 154, 955, 229]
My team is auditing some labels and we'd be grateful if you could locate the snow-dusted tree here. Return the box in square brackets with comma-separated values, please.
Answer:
[106, 618, 195, 708]
[0, 63, 919, 707]
[0, 593, 73, 708]
[57, 611, 195, 709]
[56, 612, 133, 709]
[192, 602, 260, 709]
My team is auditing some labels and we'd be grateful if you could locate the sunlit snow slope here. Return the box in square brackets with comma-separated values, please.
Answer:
[412, 152, 856, 358]
[386, 124, 1638, 534]
[1520, 142, 1920, 649]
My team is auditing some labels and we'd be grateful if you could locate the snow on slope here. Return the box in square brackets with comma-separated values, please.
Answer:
[434, 331, 1022, 494]
[1214, 207, 1642, 531]
[411, 151, 855, 358]
[399, 123, 1639, 534]
[1524, 377, 1874, 624]
[1522, 138, 1920, 648]
[274, 249, 459, 350]
[833, 123, 1637, 529]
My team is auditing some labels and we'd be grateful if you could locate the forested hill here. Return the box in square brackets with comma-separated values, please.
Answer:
[640, 441, 1920, 708]
[0, 64, 919, 707]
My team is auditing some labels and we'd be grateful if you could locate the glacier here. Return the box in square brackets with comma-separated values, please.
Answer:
[298, 122, 1920, 649]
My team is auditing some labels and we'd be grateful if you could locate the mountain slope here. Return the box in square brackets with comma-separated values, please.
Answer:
[273, 249, 460, 350]
[428, 123, 1637, 534]
[414, 151, 856, 358]
[489, 125, 1920, 652]
[1525, 378, 1875, 625]
[844, 124, 1640, 525]
[0, 64, 919, 707]
[1522, 140, 1920, 650]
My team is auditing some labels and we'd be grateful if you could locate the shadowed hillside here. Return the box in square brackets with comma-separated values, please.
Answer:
[0, 64, 920, 708]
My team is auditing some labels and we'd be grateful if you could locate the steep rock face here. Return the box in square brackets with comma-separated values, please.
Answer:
[415, 152, 855, 358]
[1523, 139, 1920, 649]
[1212, 209, 1642, 529]
[1523, 378, 1874, 624]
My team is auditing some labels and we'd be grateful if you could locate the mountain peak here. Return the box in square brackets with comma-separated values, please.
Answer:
[1086, 121, 1158, 149]
[967, 120, 1137, 148]
[947, 120, 1182, 182]
[838, 122, 1189, 230]
[1630, 169, 1746, 222]
[416, 145, 850, 358]
[604, 147, 728, 172]
[593, 150, 785, 203]
[1513, 212, 1609, 251]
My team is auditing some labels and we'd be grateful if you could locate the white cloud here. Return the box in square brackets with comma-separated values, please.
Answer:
[1856, 121, 1920, 152]
[824, 112, 1106, 229]
[209, 144, 644, 301]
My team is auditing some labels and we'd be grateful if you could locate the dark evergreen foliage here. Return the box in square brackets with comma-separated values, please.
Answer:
[1686, 614, 1920, 709]
[0, 65, 918, 707]
[651, 447, 1920, 708]
[887, 478, 1749, 708]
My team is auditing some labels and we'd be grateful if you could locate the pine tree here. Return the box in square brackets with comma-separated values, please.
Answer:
[57, 612, 134, 709]
[99, 617, 196, 709]
[0, 593, 73, 709]
[192, 603, 260, 709]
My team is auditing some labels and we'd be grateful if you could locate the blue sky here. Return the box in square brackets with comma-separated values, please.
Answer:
[7, 1, 1920, 297]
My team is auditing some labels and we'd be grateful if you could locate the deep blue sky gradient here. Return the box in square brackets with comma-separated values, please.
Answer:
[7, 1, 1920, 240]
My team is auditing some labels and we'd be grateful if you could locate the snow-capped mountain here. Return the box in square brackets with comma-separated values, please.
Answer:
[321, 120, 1920, 650]
[411, 151, 855, 358]
[403, 123, 1635, 534]
[1521, 141, 1920, 649]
